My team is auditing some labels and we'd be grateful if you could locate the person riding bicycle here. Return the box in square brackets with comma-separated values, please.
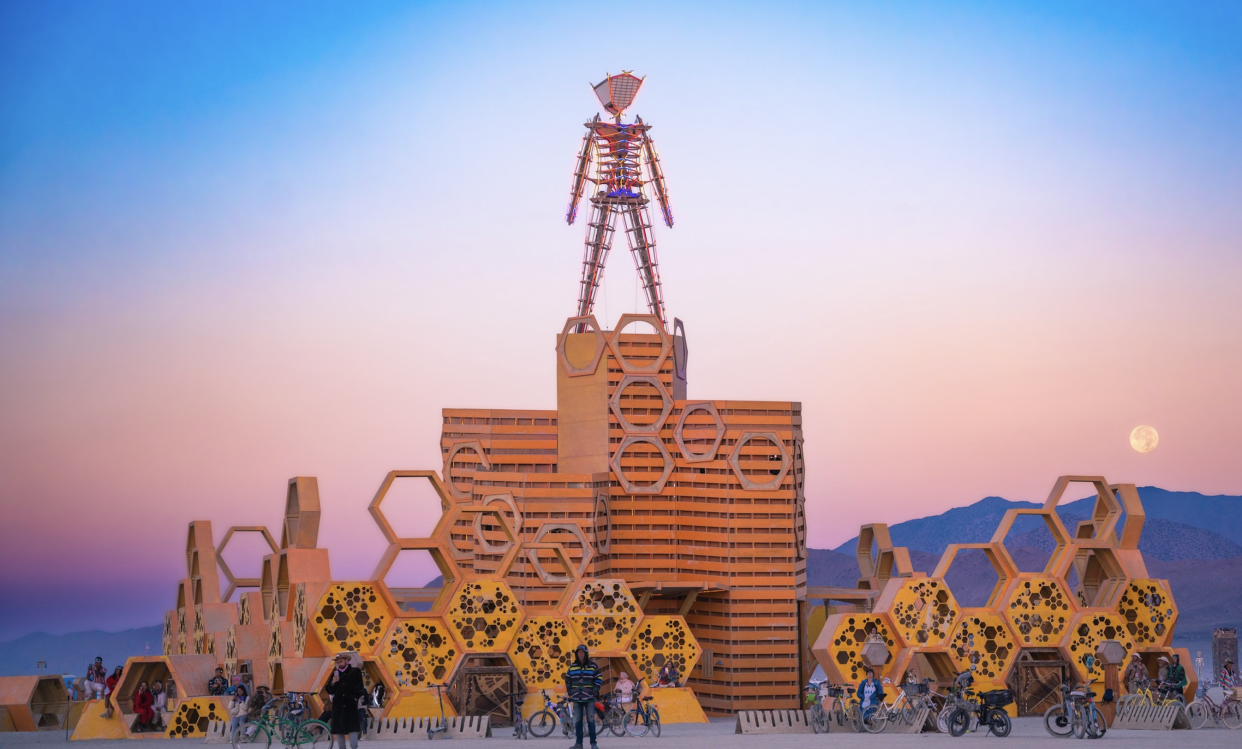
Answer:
[856, 668, 885, 720]
[564, 644, 603, 749]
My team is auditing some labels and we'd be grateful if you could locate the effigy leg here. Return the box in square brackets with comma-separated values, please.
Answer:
[576, 199, 617, 330]
[622, 202, 666, 326]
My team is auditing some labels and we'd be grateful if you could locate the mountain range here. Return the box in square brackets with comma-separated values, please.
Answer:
[4, 487, 1238, 676]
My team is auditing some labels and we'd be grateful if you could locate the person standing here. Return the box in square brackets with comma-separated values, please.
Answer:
[1123, 653, 1147, 694]
[1165, 654, 1188, 703]
[1220, 659, 1238, 690]
[227, 685, 250, 742]
[133, 681, 155, 732]
[84, 658, 107, 700]
[565, 645, 603, 749]
[325, 652, 366, 749]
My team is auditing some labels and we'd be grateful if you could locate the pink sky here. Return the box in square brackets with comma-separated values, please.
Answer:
[1, 1, 1240, 640]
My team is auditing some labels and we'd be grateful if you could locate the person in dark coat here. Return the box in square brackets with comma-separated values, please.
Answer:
[325, 652, 366, 749]
[564, 644, 603, 749]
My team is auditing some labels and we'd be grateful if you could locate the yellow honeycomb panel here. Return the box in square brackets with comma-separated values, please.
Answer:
[378, 616, 462, 691]
[564, 579, 641, 655]
[1065, 611, 1135, 684]
[946, 610, 1018, 683]
[444, 580, 522, 651]
[823, 613, 901, 683]
[626, 615, 701, 686]
[1115, 579, 1177, 648]
[508, 615, 581, 690]
[1003, 577, 1076, 646]
[166, 697, 227, 738]
[886, 578, 959, 647]
[313, 582, 394, 654]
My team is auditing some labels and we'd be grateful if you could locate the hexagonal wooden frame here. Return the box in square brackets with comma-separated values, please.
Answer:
[1002, 576, 1077, 647]
[560, 578, 643, 657]
[625, 615, 702, 687]
[443, 441, 491, 500]
[609, 374, 673, 434]
[371, 539, 461, 616]
[557, 315, 607, 377]
[607, 313, 671, 374]
[472, 493, 522, 555]
[453, 505, 522, 579]
[855, 523, 915, 589]
[369, 470, 455, 545]
[610, 435, 674, 494]
[811, 612, 901, 684]
[527, 522, 593, 584]
[443, 579, 524, 652]
[1064, 611, 1135, 684]
[1044, 476, 1122, 543]
[507, 615, 582, 690]
[672, 317, 688, 380]
[593, 493, 611, 555]
[673, 402, 724, 463]
[1114, 578, 1177, 648]
[991, 508, 1071, 575]
[1054, 541, 1128, 608]
[378, 615, 463, 692]
[727, 431, 791, 491]
[881, 578, 961, 648]
[216, 526, 279, 602]
[932, 542, 1017, 610]
[945, 611, 1020, 685]
[311, 581, 394, 654]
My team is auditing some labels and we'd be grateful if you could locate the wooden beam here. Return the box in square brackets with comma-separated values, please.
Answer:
[678, 590, 699, 617]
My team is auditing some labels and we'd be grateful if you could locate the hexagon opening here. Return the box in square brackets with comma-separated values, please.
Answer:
[377, 476, 446, 539]
[942, 548, 1001, 608]
[612, 377, 668, 429]
[1000, 515, 1061, 574]
[381, 548, 444, 613]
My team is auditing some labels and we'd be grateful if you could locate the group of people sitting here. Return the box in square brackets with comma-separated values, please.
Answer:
[1123, 652, 1190, 700]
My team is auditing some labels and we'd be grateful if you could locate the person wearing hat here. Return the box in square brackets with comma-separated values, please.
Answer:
[1156, 655, 1170, 684]
[1123, 653, 1147, 695]
[84, 657, 107, 700]
[325, 652, 366, 749]
[564, 644, 603, 749]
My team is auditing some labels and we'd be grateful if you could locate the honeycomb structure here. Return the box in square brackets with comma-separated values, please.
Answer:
[313, 582, 393, 653]
[946, 611, 1017, 683]
[1064, 611, 1135, 683]
[819, 614, 900, 683]
[564, 579, 641, 655]
[378, 617, 461, 691]
[1004, 577, 1076, 646]
[626, 616, 701, 686]
[444, 580, 522, 651]
[1115, 579, 1177, 648]
[167, 697, 226, 738]
[508, 615, 581, 689]
[887, 578, 959, 647]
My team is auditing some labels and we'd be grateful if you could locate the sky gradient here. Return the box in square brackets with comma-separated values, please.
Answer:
[2, 0, 1241, 641]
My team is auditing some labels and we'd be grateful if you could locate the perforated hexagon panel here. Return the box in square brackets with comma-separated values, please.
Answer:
[886, 578, 960, 647]
[313, 582, 394, 654]
[824, 614, 900, 682]
[1115, 579, 1177, 649]
[379, 617, 462, 691]
[626, 616, 701, 686]
[444, 580, 522, 651]
[1065, 612, 1135, 683]
[947, 611, 1018, 683]
[166, 697, 227, 738]
[565, 579, 641, 655]
[1003, 577, 1076, 646]
[508, 616, 581, 690]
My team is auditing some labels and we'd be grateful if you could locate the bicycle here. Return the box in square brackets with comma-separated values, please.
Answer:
[1187, 689, 1242, 730]
[947, 687, 1012, 738]
[427, 683, 449, 740]
[1044, 682, 1103, 739]
[232, 698, 330, 749]
[527, 689, 601, 739]
[510, 690, 528, 740]
[622, 682, 661, 738]
[804, 681, 829, 733]
[877, 677, 931, 728]
[600, 692, 627, 737]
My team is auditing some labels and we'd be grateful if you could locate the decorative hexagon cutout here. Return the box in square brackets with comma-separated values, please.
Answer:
[1044, 476, 1123, 543]
[372, 542, 460, 615]
[369, 470, 455, 545]
[610, 435, 674, 494]
[379, 616, 462, 691]
[811, 613, 901, 684]
[593, 494, 611, 555]
[167, 697, 227, 738]
[992, 508, 1072, 575]
[454, 505, 522, 579]
[443, 441, 491, 500]
[728, 431, 791, 491]
[1115, 579, 1178, 648]
[1056, 542, 1129, 608]
[1003, 577, 1077, 647]
[216, 526, 278, 601]
[607, 313, 671, 374]
[672, 317, 688, 380]
[508, 615, 581, 690]
[883, 578, 960, 647]
[609, 374, 673, 434]
[563, 579, 642, 656]
[313, 582, 394, 654]
[558, 315, 607, 377]
[1064, 611, 1135, 684]
[673, 402, 724, 463]
[946, 611, 1019, 684]
[932, 543, 1017, 609]
[444, 580, 522, 651]
[626, 615, 701, 686]
[527, 522, 593, 583]
[473, 493, 522, 554]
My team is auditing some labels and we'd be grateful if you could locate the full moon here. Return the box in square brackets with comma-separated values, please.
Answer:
[1130, 425, 1159, 453]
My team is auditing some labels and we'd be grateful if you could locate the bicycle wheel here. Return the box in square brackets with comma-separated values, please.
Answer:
[1185, 701, 1209, 730]
[831, 701, 845, 727]
[948, 708, 970, 737]
[986, 708, 1011, 738]
[811, 703, 829, 734]
[864, 707, 887, 733]
[847, 706, 863, 733]
[1222, 700, 1242, 730]
[297, 720, 331, 748]
[233, 723, 271, 749]
[1089, 706, 1106, 739]
[900, 703, 916, 726]
[527, 709, 557, 738]
[649, 709, 661, 738]
[1043, 704, 1072, 737]
[936, 706, 954, 734]
[1071, 704, 1088, 739]
[623, 708, 650, 738]
[607, 706, 627, 737]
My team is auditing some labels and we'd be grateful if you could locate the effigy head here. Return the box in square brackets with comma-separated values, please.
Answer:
[592, 72, 644, 116]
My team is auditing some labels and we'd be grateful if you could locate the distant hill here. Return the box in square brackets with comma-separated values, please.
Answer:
[0, 626, 162, 677]
[833, 488, 1242, 562]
